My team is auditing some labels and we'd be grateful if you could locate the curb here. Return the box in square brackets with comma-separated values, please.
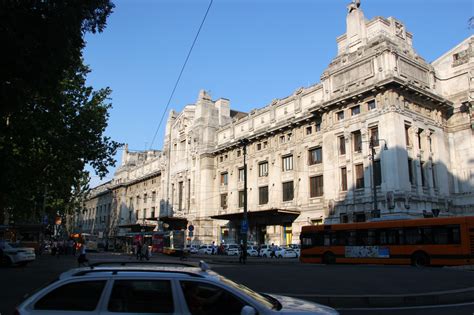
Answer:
[280, 287, 474, 308]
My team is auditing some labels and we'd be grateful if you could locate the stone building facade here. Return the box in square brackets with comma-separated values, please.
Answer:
[74, 2, 473, 246]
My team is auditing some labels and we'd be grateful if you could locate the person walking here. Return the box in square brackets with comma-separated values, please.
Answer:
[77, 242, 88, 267]
[270, 243, 276, 259]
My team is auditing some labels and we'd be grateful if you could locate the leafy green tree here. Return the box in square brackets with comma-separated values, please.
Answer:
[0, 0, 120, 223]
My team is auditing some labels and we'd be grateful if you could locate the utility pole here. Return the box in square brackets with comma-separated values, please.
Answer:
[240, 139, 249, 264]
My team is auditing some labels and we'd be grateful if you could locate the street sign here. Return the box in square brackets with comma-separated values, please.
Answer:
[241, 220, 248, 233]
[188, 225, 194, 232]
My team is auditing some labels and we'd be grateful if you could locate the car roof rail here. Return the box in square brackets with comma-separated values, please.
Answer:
[88, 261, 196, 269]
[71, 268, 204, 278]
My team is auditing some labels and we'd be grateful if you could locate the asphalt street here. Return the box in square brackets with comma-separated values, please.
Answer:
[0, 252, 473, 315]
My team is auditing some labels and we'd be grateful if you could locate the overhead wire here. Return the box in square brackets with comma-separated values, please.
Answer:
[149, 0, 214, 150]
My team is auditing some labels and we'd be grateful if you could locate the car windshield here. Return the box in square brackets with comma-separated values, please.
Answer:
[218, 275, 277, 310]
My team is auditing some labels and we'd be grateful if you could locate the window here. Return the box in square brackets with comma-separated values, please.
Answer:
[369, 126, 379, 147]
[143, 193, 147, 203]
[220, 194, 228, 209]
[287, 133, 292, 141]
[282, 181, 294, 201]
[315, 119, 321, 132]
[417, 128, 424, 150]
[308, 147, 323, 165]
[373, 160, 382, 186]
[367, 100, 376, 110]
[152, 191, 156, 202]
[282, 155, 293, 171]
[136, 210, 140, 220]
[220, 156, 223, 162]
[405, 124, 411, 147]
[35, 281, 106, 311]
[279, 135, 285, 143]
[236, 150, 241, 157]
[238, 168, 245, 182]
[180, 281, 247, 315]
[178, 181, 184, 211]
[263, 141, 268, 149]
[408, 158, 414, 185]
[257, 143, 262, 150]
[238, 191, 245, 208]
[337, 111, 344, 121]
[310, 175, 324, 197]
[151, 207, 155, 218]
[306, 126, 312, 135]
[352, 130, 362, 152]
[258, 161, 268, 177]
[108, 280, 174, 313]
[339, 136, 346, 155]
[351, 105, 360, 116]
[432, 164, 437, 188]
[341, 167, 348, 191]
[421, 162, 426, 187]
[259, 186, 269, 205]
[355, 164, 364, 188]
[143, 209, 146, 219]
[220, 172, 228, 185]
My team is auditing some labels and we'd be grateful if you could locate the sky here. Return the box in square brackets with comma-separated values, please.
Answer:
[83, 0, 473, 186]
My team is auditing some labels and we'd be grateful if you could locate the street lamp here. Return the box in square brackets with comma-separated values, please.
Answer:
[367, 137, 388, 219]
[238, 138, 250, 264]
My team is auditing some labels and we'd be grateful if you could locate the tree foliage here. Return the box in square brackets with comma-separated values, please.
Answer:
[0, 0, 120, 223]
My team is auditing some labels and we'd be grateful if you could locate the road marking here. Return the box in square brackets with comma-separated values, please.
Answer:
[336, 301, 474, 311]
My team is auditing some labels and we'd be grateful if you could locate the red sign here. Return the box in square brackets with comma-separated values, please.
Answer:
[152, 233, 164, 253]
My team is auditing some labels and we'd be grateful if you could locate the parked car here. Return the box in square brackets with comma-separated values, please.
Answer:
[259, 245, 278, 258]
[289, 244, 300, 257]
[0, 240, 36, 266]
[275, 247, 298, 258]
[185, 244, 199, 254]
[226, 244, 240, 256]
[197, 244, 213, 255]
[247, 245, 259, 257]
[15, 261, 339, 314]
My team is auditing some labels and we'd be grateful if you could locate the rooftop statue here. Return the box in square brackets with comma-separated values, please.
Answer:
[347, 0, 361, 13]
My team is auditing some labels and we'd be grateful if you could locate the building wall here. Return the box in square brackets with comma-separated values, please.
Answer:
[76, 4, 474, 246]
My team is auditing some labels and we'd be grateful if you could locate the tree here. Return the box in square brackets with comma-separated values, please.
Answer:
[0, 0, 120, 223]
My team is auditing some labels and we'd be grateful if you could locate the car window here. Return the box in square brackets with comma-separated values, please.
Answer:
[108, 280, 174, 313]
[34, 280, 106, 311]
[180, 281, 247, 315]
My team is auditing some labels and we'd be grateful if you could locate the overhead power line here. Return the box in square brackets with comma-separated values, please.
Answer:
[149, 0, 214, 149]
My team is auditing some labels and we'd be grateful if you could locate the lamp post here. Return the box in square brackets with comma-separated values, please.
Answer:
[367, 138, 388, 219]
[239, 138, 249, 264]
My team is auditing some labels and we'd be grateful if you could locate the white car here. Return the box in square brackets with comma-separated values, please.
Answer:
[275, 247, 298, 258]
[226, 244, 240, 256]
[0, 240, 36, 266]
[15, 261, 339, 315]
[247, 245, 259, 257]
[197, 244, 213, 255]
[259, 245, 277, 258]
[185, 245, 199, 254]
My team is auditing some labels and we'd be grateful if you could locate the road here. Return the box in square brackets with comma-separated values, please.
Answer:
[0, 252, 473, 315]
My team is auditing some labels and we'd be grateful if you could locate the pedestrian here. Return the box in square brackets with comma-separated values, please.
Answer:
[270, 243, 276, 259]
[77, 242, 89, 267]
[211, 241, 216, 255]
[136, 242, 142, 260]
[239, 243, 246, 264]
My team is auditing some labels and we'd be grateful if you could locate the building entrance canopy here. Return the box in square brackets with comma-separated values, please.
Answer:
[211, 208, 300, 226]
[117, 224, 155, 233]
[145, 216, 188, 231]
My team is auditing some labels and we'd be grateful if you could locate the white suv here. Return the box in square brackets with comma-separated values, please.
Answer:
[15, 261, 339, 315]
[197, 244, 213, 255]
[0, 240, 36, 266]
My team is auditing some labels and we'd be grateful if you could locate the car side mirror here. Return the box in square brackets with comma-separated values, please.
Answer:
[241, 305, 257, 315]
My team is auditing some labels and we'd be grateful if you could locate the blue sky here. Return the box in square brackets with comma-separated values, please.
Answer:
[83, 0, 473, 185]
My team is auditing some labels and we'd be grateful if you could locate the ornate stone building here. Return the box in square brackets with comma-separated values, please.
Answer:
[75, 2, 473, 246]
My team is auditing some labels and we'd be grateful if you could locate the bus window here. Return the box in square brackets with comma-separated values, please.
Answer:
[324, 233, 331, 246]
[422, 227, 434, 244]
[356, 230, 368, 246]
[335, 231, 346, 246]
[301, 236, 313, 249]
[449, 225, 461, 244]
[433, 227, 449, 244]
[367, 230, 376, 245]
[405, 228, 422, 245]
[387, 229, 400, 245]
[347, 231, 356, 246]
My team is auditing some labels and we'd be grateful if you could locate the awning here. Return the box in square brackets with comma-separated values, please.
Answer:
[210, 208, 300, 224]
[117, 224, 155, 233]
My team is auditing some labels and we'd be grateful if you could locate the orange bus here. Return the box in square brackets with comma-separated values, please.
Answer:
[300, 216, 474, 266]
